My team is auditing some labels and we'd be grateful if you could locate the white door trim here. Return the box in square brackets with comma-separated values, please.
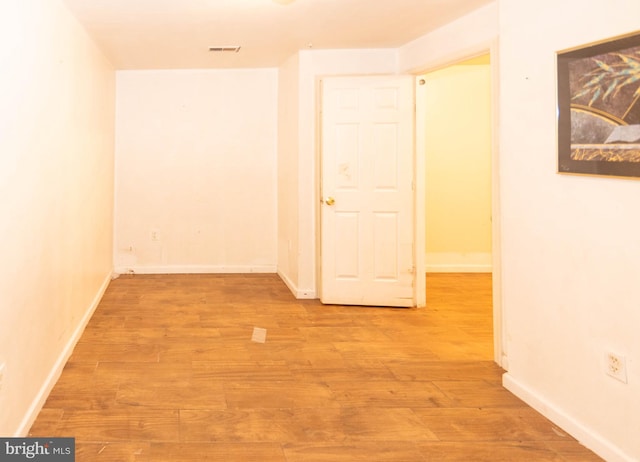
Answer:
[412, 39, 504, 368]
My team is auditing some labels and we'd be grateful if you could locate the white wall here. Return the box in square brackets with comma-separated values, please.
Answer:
[0, 0, 115, 435]
[499, 1, 640, 460]
[115, 69, 278, 274]
[277, 48, 399, 297]
[277, 53, 301, 294]
[422, 62, 493, 272]
[399, 2, 498, 73]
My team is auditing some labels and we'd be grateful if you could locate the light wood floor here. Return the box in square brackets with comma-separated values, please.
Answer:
[29, 273, 602, 461]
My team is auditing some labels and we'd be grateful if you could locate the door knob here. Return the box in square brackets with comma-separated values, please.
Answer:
[325, 197, 335, 206]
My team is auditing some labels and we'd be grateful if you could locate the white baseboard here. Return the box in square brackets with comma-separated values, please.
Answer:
[503, 373, 634, 462]
[277, 270, 316, 299]
[114, 265, 277, 275]
[15, 271, 113, 437]
[425, 252, 492, 273]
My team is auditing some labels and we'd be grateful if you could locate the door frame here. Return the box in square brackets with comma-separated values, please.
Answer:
[313, 39, 504, 368]
[413, 39, 504, 368]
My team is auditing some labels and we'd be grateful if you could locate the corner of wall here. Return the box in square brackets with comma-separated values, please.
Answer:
[277, 269, 316, 300]
[16, 271, 113, 437]
[503, 373, 635, 462]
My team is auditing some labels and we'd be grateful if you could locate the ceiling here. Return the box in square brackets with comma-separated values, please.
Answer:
[62, 0, 493, 70]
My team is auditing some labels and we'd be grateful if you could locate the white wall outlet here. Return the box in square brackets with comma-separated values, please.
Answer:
[605, 352, 628, 383]
[0, 362, 5, 391]
[150, 229, 160, 241]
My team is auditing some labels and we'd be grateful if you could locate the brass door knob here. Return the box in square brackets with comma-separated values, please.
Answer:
[325, 197, 335, 206]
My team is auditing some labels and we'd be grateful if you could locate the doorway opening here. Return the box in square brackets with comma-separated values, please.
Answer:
[417, 53, 497, 362]
[314, 50, 503, 367]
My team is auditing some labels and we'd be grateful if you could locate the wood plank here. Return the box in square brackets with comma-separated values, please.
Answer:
[326, 380, 452, 408]
[412, 407, 570, 442]
[223, 380, 338, 409]
[55, 409, 180, 442]
[147, 443, 286, 461]
[75, 442, 151, 462]
[416, 442, 563, 461]
[179, 409, 346, 443]
[283, 442, 426, 462]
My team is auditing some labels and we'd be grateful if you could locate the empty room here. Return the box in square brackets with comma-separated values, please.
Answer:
[1, 0, 639, 461]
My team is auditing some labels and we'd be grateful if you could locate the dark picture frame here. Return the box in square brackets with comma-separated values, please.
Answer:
[557, 31, 640, 178]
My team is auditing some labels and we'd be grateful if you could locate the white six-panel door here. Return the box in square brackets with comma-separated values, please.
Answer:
[320, 75, 415, 307]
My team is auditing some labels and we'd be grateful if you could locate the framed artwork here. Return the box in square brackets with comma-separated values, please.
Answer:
[557, 31, 640, 178]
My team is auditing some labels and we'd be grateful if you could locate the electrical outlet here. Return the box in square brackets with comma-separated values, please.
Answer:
[151, 229, 160, 242]
[605, 352, 627, 383]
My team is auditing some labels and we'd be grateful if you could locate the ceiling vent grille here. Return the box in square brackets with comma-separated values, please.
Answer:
[209, 46, 241, 53]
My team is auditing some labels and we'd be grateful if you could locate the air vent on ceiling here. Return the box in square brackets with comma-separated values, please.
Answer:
[209, 46, 241, 53]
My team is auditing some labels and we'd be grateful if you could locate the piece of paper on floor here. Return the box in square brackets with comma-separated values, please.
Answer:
[251, 327, 267, 343]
